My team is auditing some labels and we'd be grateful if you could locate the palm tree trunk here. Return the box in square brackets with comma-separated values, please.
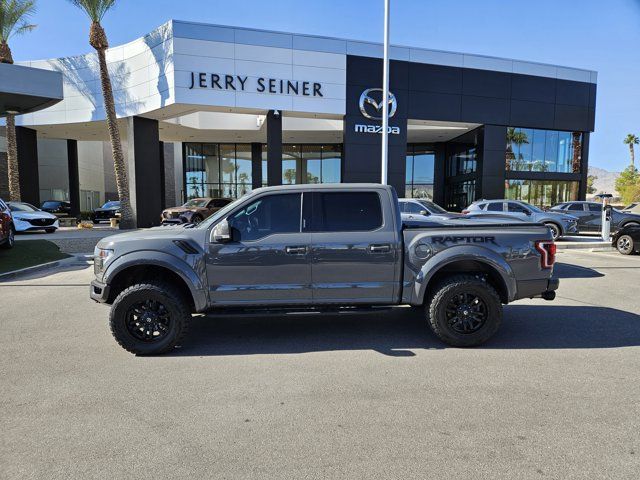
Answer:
[630, 145, 635, 169]
[96, 47, 135, 229]
[5, 114, 21, 201]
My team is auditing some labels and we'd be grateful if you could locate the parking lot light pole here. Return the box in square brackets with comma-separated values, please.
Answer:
[381, 0, 390, 185]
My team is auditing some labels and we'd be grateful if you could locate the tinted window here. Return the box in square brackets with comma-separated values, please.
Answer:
[211, 199, 231, 208]
[508, 202, 529, 213]
[588, 204, 602, 212]
[406, 203, 426, 214]
[486, 202, 503, 212]
[228, 193, 301, 241]
[317, 192, 382, 232]
[476, 203, 487, 210]
[568, 203, 584, 211]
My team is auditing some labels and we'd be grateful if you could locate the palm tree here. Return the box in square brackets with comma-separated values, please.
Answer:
[623, 134, 639, 168]
[506, 127, 529, 171]
[68, 0, 134, 228]
[0, 0, 37, 202]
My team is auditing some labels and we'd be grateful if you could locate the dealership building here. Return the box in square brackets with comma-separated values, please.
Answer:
[0, 20, 597, 226]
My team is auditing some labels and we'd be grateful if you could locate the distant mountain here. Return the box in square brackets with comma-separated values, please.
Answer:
[588, 166, 620, 197]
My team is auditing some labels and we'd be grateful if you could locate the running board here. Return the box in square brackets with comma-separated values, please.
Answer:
[202, 305, 397, 318]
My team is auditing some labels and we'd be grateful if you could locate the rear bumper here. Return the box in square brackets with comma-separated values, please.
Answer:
[514, 277, 559, 301]
[90, 279, 110, 303]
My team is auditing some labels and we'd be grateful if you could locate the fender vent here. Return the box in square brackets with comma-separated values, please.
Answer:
[173, 240, 199, 255]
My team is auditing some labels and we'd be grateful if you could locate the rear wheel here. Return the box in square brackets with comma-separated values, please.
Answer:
[1, 225, 15, 249]
[544, 222, 561, 240]
[616, 235, 635, 255]
[109, 282, 191, 355]
[426, 274, 502, 347]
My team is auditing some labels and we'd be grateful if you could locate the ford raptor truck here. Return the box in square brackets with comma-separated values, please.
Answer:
[90, 184, 558, 355]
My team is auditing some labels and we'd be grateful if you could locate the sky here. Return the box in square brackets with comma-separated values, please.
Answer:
[9, 0, 640, 172]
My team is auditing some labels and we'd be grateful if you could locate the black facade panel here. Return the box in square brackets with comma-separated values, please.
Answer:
[460, 95, 509, 125]
[15, 126, 39, 206]
[251, 142, 262, 189]
[346, 56, 408, 90]
[509, 99, 556, 129]
[462, 69, 512, 99]
[131, 116, 163, 228]
[266, 110, 282, 186]
[408, 63, 463, 94]
[556, 79, 591, 107]
[482, 125, 507, 151]
[511, 74, 556, 103]
[407, 91, 462, 121]
[554, 104, 589, 131]
[67, 139, 80, 217]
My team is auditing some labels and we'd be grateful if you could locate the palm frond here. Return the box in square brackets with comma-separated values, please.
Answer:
[0, 0, 37, 42]
[67, 0, 117, 22]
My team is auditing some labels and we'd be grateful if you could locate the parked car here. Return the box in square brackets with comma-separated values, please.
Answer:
[7, 201, 59, 233]
[622, 202, 640, 214]
[161, 197, 233, 225]
[92, 201, 121, 224]
[91, 184, 558, 355]
[0, 198, 15, 249]
[464, 199, 578, 240]
[550, 201, 640, 233]
[41, 200, 72, 217]
[399, 198, 526, 224]
[611, 224, 640, 255]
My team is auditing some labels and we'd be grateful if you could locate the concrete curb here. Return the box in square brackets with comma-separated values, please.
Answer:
[0, 254, 93, 281]
[556, 242, 613, 251]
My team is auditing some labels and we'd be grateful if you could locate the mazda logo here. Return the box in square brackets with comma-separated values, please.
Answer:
[359, 88, 397, 120]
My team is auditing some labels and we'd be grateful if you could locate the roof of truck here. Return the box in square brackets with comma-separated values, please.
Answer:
[254, 183, 393, 193]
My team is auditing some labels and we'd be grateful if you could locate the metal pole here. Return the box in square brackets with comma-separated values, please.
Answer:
[381, 0, 390, 185]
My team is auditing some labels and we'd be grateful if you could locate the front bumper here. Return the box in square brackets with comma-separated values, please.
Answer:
[14, 218, 59, 232]
[90, 279, 110, 303]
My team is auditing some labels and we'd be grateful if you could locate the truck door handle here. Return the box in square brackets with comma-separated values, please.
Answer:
[369, 244, 391, 253]
[285, 246, 307, 255]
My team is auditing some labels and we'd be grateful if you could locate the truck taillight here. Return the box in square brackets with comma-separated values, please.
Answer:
[535, 241, 556, 269]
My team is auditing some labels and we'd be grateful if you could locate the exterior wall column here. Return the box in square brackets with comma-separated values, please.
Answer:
[479, 125, 507, 200]
[126, 116, 163, 228]
[251, 142, 263, 189]
[266, 110, 282, 186]
[578, 132, 590, 200]
[66, 139, 80, 217]
[16, 126, 39, 205]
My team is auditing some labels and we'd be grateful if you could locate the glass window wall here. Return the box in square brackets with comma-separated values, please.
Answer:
[506, 179, 579, 207]
[280, 144, 342, 185]
[506, 127, 583, 173]
[405, 145, 435, 199]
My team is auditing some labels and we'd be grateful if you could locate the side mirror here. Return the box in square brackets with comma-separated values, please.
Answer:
[419, 210, 429, 216]
[211, 219, 232, 243]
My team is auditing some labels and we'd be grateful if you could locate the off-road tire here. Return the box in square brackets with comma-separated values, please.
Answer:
[109, 282, 191, 355]
[426, 274, 503, 347]
[1, 225, 15, 249]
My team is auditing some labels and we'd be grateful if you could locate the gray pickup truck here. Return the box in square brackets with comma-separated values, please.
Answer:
[91, 184, 558, 355]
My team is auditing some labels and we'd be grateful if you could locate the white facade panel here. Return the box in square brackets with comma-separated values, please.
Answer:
[173, 38, 235, 59]
[292, 49, 346, 69]
[234, 43, 293, 64]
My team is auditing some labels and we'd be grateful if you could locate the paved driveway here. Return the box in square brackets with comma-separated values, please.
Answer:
[1, 251, 639, 479]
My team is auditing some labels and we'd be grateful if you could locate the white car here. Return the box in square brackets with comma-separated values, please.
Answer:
[7, 202, 59, 233]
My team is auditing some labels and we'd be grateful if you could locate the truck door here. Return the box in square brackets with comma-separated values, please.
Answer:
[307, 190, 398, 304]
[206, 192, 312, 305]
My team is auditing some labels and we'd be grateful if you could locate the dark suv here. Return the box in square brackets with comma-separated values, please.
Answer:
[550, 201, 640, 232]
[0, 198, 15, 249]
[41, 200, 72, 217]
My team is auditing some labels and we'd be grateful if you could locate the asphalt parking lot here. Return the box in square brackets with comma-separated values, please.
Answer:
[1, 250, 639, 479]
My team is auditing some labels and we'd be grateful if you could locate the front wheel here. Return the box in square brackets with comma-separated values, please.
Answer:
[616, 235, 635, 255]
[426, 274, 503, 347]
[544, 223, 561, 240]
[109, 282, 191, 355]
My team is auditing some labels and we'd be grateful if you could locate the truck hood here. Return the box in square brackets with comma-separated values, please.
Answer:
[96, 225, 202, 249]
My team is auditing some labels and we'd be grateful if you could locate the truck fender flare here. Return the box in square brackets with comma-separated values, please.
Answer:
[103, 251, 208, 311]
[413, 245, 517, 305]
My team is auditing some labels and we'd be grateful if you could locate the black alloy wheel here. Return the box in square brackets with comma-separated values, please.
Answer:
[444, 292, 488, 334]
[125, 299, 172, 342]
[545, 223, 561, 240]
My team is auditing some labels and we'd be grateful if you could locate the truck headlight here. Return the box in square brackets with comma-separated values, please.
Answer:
[93, 247, 114, 274]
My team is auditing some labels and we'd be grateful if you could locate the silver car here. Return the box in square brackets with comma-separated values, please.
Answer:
[464, 199, 578, 240]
